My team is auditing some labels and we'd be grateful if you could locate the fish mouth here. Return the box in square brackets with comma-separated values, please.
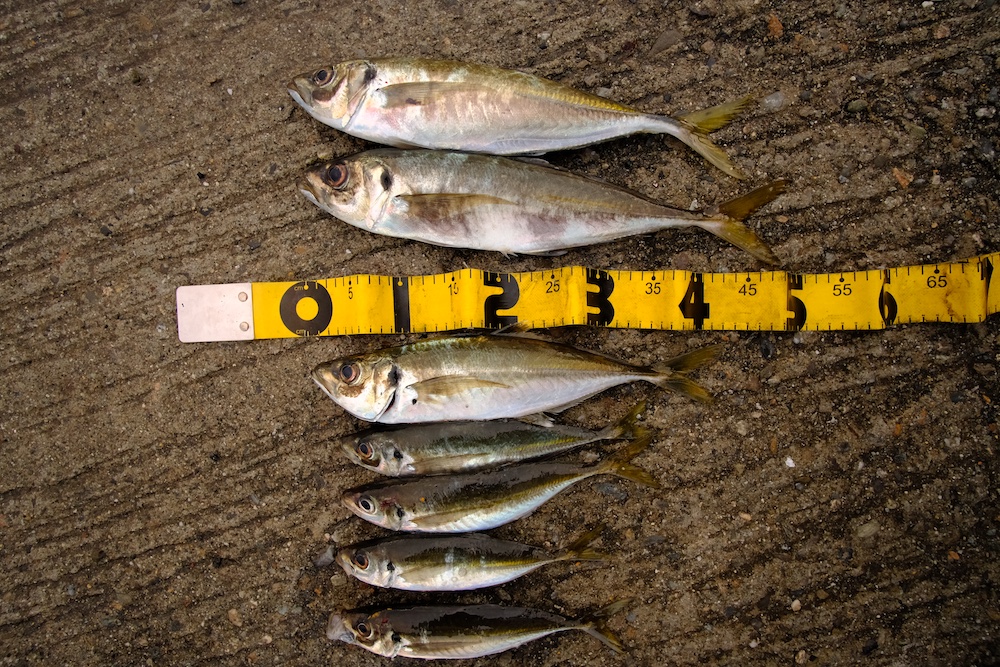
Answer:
[298, 179, 320, 206]
[287, 82, 310, 110]
[326, 612, 355, 643]
[311, 365, 338, 396]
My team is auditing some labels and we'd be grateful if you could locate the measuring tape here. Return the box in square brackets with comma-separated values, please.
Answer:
[176, 253, 999, 342]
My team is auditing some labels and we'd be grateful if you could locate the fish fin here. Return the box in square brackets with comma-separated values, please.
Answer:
[397, 193, 515, 218]
[377, 81, 489, 108]
[695, 179, 789, 265]
[558, 524, 607, 562]
[522, 248, 569, 257]
[596, 401, 647, 441]
[663, 97, 752, 180]
[600, 432, 660, 488]
[408, 375, 512, 402]
[518, 412, 557, 427]
[511, 156, 558, 168]
[579, 599, 632, 653]
[649, 345, 722, 403]
[677, 96, 752, 132]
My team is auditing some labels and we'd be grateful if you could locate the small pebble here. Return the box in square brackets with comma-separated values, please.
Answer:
[791, 599, 802, 612]
[228, 608, 243, 627]
[846, 99, 868, 113]
[795, 650, 809, 665]
[760, 91, 786, 112]
[856, 519, 880, 538]
[785, 456, 796, 468]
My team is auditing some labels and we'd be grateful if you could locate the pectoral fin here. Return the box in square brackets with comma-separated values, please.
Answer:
[377, 81, 491, 108]
[397, 193, 515, 219]
[408, 375, 512, 403]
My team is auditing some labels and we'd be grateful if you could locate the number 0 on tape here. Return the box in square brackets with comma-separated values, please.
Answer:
[176, 253, 999, 342]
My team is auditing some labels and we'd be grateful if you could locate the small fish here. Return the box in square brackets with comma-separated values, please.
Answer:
[299, 149, 785, 262]
[326, 525, 604, 591]
[327, 600, 629, 659]
[337, 402, 647, 476]
[312, 332, 719, 423]
[288, 57, 749, 178]
[341, 437, 658, 533]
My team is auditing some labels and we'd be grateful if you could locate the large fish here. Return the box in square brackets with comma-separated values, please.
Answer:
[299, 149, 785, 263]
[340, 437, 658, 533]
[336, 402, 646, 476]
[327, 600, 628, 659]
[312, 333, 719, 424]
[323, 526, 603, 591]
[288, 57, 749, 178]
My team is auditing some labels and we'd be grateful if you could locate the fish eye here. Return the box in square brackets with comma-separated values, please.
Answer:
[323, 163, 349, 190]
[311, 68, 333, 86]
[352, 552, 370, 570]
[357, 496, 376, 514]
[356, 441, 375, 461]
[355, 621, 373, 639]
[339, 361, 361, 384]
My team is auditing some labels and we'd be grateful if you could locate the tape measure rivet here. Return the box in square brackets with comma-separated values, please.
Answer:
[238, 292, 248, 302]
[240, 322, 249, 331]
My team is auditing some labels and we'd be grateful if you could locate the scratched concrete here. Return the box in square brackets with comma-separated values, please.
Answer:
[1, 1, 998, 665]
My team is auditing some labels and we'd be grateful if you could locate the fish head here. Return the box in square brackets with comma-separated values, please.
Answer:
[336, 545, 394, 587]
[341, 488, 406, 530]
[312, 353, 400, 422]
[327, 610, 400, 657]
[288, 60, 373, 129]
[300, 157, 370, 225]
[339, 431, 409, 476]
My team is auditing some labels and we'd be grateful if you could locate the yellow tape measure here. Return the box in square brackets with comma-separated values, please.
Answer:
[175, 253, 999, 342]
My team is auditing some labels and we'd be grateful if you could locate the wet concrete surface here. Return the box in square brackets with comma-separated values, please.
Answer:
[1, 1, 999, 665]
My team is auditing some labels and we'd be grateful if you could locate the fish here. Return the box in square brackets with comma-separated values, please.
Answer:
[299, 149, 786, 263]
[340, 436, 658, 533]
[326, 600, 629, 659]
[336, 402, 647, 476]
[312, 332, 720, 423]
[325, 525, 604, 591]
[288, 57, 749, 178]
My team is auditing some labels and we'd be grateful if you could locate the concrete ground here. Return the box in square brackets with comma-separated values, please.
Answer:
[1, 1, 998, 665]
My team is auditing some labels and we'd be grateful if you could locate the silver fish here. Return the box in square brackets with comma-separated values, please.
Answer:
[299, 149, 786, 262]
[326, 526, 603, 591]
[327, 600, 628, 659]
[312, 332, 719, 423]
[337, 402, 646, 476]
[341, 437, 657, 533]
[288, 57, 749, 178]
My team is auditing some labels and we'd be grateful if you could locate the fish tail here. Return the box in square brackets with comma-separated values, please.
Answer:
[596, 401, 647, 441]
[600, 433, 660, 488]
[579, 599, 632, 653]
[557, 524, 607, 562]
[694, 179, 789, 265]
[649, 344, 722, 403]
[659, 96, 752, 179]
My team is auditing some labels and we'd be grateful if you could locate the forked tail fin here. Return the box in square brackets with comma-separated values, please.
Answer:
[556, 524, 607, 562]
[694, 179, 789, 265]
[650, 344, 722, 403]
[668, 96, 752, 179]
[579, 599, 632, 653]
[598, 433, 660, 489]
[596, 401, 648, 442]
